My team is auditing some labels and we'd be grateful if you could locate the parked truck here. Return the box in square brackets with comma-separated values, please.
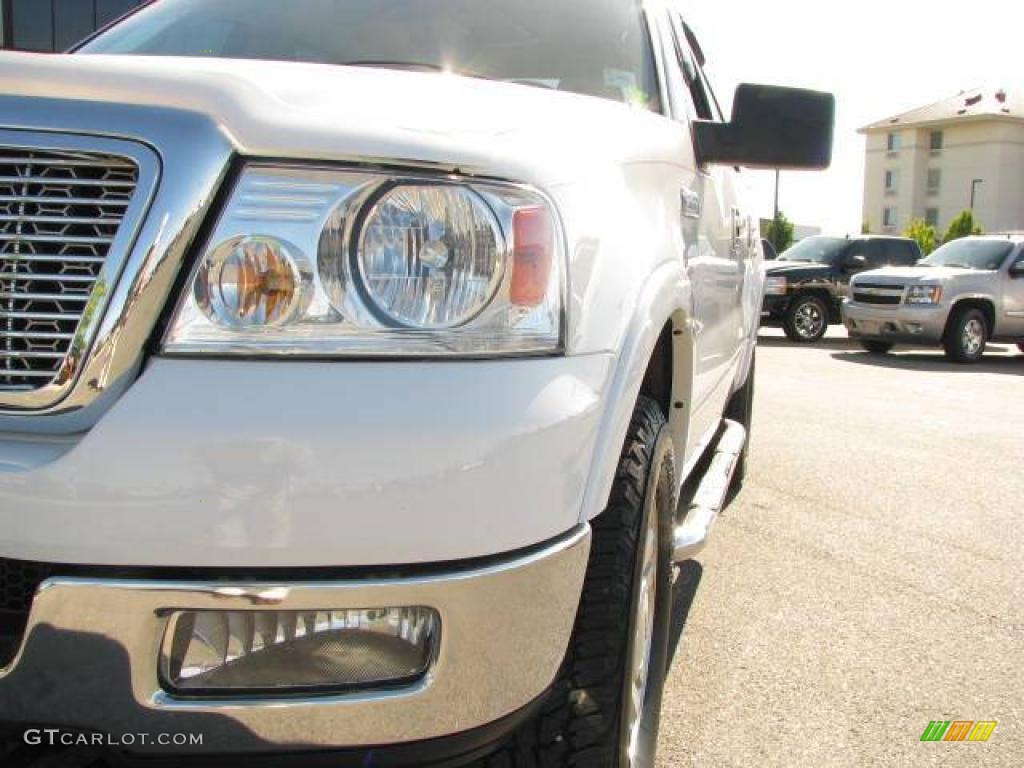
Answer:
[844, 235, 1024, 362]
[0, 1, 833, 765]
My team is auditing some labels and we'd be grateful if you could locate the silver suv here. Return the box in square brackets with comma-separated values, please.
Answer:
[843, 236, 1024, 362]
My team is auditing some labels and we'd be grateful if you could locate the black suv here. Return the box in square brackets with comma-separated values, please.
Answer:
[762, 235, 922, 342]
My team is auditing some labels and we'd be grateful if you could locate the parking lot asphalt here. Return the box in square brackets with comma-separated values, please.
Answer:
[656, 328, 1023, 766]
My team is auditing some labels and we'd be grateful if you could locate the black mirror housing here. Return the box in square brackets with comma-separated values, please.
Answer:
[694, 84, 835, 170]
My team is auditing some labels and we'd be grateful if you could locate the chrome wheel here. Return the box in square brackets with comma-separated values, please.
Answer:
[793, 300, 825, 340]
[962, 318, 985, 357]
[625, 473, 661, 766]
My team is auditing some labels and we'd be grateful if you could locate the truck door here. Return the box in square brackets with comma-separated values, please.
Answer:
[662, 12, 745, 465]
[1001, 247, 1024, 336]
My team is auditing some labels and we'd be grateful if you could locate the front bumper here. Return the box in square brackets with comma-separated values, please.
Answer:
[842, 301, 947, 344]
[760, 293, 789, 319]
[0, 354, 610, 567]
[0, 526, 590, 754]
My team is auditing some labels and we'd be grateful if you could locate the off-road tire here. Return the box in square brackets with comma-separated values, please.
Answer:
[860, 340, 893, 355]
[481, 396, 675, 768]
[943, 307, 988, 364]
[783, 294, 829, 343]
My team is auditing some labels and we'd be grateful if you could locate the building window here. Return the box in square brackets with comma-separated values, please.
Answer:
[883, 207, 897, 229]
[887, 132, 902, 153]
[3, 0, 145, 52]
[930, 130, 944, 152]
[884, 169, 899, 193]
[925, 208, 939, 228]
[927, 169, 941, 194]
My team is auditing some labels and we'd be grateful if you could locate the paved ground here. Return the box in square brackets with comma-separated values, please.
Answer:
[656, 328, 1023, 767]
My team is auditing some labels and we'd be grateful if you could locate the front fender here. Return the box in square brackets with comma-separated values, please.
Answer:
[578, 260, 693, 524]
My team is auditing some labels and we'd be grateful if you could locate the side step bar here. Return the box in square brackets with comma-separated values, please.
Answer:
[672, 419, 747, 562]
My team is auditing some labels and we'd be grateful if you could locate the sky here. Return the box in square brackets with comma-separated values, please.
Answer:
[681, 0, 1020, 236]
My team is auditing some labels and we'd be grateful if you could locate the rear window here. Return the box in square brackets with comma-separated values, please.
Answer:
[920, 239, 1014, 270]
[880, 240, 920, 265]
[79, 0, 662, 112]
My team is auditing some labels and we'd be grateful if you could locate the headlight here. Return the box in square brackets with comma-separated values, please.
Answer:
[764, 276, 787, 296]
[905, 285, 942, 305]
[164, 166, 564, 356]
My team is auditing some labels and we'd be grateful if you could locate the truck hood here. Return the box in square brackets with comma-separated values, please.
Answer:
[0, 52, 682, 187]
[853, 265, 993, 284]
[764, 260, 834, 278]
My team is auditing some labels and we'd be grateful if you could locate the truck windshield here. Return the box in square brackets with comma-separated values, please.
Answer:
[779, 237, 849, 264]
[79, 0, 661, 112]
[919, 240, 1014, 270]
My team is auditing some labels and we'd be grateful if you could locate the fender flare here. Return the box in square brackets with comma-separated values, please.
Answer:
[578, 260, 694, 524]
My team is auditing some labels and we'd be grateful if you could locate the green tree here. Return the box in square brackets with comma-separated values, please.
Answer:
[903, 218, 937, 256]
[861, 218, 872, 235]
[942, 210, 983, 243]
[765, 211, 795, 254]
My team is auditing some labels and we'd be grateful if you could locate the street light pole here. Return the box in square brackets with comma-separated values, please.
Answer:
[773, 169, 780, 221]
[970, 179, 984, 211]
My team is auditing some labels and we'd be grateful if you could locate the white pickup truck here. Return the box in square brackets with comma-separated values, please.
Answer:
[0, 1, 832, 765]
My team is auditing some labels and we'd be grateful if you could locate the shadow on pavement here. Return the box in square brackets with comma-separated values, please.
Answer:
[757, 333, 861, 351]
[831, 350, 1024, 375]
[667, 561, 703, 669]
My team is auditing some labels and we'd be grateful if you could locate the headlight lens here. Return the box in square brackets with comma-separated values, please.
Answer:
[196, 235, 313, 328]
[764, 276, 787, 296]
[351, 184, 504, 329]
[905, 285, 942, 304]
[164, 166, 564, 357]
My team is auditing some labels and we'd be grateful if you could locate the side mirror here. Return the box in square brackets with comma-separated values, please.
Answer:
[845, 254, 868, 271]
[1010, 260, 1024, 277]
[693, 84, 835, 170]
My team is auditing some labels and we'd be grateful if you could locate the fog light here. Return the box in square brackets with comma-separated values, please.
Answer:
[160, 607, 438, 695]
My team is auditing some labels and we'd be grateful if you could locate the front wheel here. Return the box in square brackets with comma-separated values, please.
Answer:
[943, 308, 988, 363]
[485, 397, 675, 768]
[783, 295, 829, 343]
[860, 340, 893, 355]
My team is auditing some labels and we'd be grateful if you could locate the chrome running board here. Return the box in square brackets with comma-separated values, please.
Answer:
[672, 419, 747, 562]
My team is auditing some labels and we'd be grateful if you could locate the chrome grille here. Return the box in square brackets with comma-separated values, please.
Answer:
[0, 148, 139, 392]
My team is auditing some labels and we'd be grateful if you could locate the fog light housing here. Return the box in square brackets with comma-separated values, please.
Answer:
[160, 607, 439, 695]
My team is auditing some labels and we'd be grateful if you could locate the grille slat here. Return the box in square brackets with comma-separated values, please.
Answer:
[0, 146, 139, 392]
[0, 175, 136, 188]
[0, 292, 91, 303]
[0, 233, 116, 245]
[0, 310, 84, 321]
[0, 214, 122, 226]
[1, 254, 108, 266]
[0, 195, 131, 207]
[0, 271, 102, 282]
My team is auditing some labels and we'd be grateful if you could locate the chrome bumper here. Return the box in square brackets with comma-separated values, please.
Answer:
[0, 526, 590, 754]
[842, 301, 947, 343]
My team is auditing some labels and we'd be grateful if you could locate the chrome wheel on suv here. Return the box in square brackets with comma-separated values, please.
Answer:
[943, 307, 988, 364]
[784, 295, 829, 343]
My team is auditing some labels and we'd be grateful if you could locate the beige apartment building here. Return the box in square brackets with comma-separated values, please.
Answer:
[860, 88, 1024, 236]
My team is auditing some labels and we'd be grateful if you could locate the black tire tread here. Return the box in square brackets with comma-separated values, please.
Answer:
[860, 340, 893, 354]
[478, 398, 667, 768]
[942, 307, 987, 363]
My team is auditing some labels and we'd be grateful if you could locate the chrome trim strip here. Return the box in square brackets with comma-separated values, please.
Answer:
[0, 526, 590, 753]
[0, 130, 158, 411]
[0, 98, 235, 430]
